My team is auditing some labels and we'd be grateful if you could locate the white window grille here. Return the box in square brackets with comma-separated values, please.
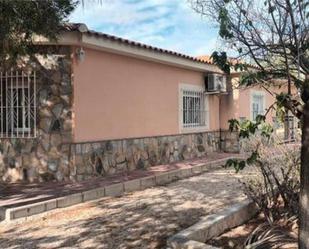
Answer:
[181, 88, 208, 129]
[0, 70, 37, 138]
[251, 92, 265, 120]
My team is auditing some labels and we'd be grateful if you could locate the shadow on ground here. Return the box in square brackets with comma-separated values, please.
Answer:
[0, 168, 249, 249]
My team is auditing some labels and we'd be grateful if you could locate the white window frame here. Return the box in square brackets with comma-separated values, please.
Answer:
[179, 83, 209, 133]
[250, 90, 266, 121]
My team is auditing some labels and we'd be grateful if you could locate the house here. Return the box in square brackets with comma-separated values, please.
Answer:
[0, 23, 289, 183]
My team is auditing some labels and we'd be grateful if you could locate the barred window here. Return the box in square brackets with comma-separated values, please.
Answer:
[0, 71, 37, 138]
[181, 88, 208, 129]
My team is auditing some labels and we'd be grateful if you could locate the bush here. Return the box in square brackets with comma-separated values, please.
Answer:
[241, 135, 300, 225]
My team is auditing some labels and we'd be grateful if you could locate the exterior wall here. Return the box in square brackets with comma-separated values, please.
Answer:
[0, 46, 239, 183]
[70, 131, 223, 181]
[72, 47, 220, 142]
[70, 47, 238, 179]
[220, 77, 277, 130]
[0, 47, 74, 182]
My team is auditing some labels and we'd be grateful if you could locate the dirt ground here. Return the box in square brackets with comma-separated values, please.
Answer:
[208, 214, 298, 249]
[0, 168, 254, 249]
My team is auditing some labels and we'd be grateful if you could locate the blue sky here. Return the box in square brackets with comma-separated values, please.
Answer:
[69, 0, 224, 56]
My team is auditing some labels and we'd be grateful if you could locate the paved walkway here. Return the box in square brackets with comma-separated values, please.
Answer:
[0, 158, 256, 249]
[0, 152, 238, 209]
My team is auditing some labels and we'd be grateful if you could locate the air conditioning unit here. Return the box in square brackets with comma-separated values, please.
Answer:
[205, 74, 227, 93]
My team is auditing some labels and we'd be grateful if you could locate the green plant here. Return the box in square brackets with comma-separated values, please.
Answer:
[0, 0, 77, 64]
[244, 217, 297, 249]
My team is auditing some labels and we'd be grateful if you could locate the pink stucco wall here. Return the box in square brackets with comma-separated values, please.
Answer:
[219, 77, 285, 129]
[72, 47, 220, 142]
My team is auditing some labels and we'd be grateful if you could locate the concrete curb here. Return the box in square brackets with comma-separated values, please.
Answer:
[167, 199, 258, 249]
[2, 156, 244, 223]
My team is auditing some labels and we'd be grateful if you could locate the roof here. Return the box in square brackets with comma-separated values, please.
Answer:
[40, 23, 255, 73]
[198, 55, 259, 70]
[62, 23, 214, 66]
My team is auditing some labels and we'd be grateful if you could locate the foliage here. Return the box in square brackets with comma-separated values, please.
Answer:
[241, 136, 300, 224]
[241, 137, 300, 248]
[190, 0, 308, 114]
[225, 115, 273, 172]
[0, 0, 77, 64]
[244, 219, 297, 249]
[190, 0, 308, 246]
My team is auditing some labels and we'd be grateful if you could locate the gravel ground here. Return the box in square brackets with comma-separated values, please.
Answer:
[0, 167, 255, 249]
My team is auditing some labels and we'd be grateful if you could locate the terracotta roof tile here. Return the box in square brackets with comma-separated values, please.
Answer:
[63, 23, 258, 70]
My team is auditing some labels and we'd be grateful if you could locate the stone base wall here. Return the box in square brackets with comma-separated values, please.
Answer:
[220, 131, 240, 153]
[70, 131, 238, 181]
[0, 47, 73, 183]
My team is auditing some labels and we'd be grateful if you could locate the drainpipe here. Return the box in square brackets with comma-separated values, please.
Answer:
[218, 94, 223, 152]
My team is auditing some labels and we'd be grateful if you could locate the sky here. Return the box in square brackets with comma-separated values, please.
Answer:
[69, 0, 223, 57]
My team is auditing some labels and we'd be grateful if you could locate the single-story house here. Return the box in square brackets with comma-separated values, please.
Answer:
[0, 23, 289, 183]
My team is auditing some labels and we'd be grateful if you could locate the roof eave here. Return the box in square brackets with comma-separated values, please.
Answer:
[80, 34, 222, 73]
[34, 32, 223, 74]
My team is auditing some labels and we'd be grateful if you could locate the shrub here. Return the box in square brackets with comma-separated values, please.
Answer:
[241, 135, 300, 225]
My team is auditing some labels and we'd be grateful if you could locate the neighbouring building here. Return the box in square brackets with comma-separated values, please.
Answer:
[0, 23, 294, 183]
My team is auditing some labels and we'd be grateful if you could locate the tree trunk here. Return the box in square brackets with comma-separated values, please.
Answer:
[299, 100, 309, 248]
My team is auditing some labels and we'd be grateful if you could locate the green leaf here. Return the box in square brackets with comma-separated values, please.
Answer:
[0, 0, 77, 64]
[218, 7, 234, 40]
[228, 118, 240, 131]
[246, 151, 259, 164]
[211, 51, 231, 74]
[260, 123, 274, 139]
[255, 115, 266, 124]
[225, 159, 247, 173]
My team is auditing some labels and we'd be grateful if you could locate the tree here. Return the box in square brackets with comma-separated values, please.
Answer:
[0, 0, 77, 64]
[190, 0, 308, 247]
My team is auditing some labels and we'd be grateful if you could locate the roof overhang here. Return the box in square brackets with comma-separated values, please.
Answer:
[34, 31, 223, 74]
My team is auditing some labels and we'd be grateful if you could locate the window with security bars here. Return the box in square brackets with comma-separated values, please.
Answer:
[252, 93, 264, 120]
[0, 71, 37, 138]
[182, 89, 207, 128]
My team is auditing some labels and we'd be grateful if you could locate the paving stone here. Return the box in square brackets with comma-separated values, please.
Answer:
[155, 172, 171, 185]
[57, 193, 83, 208]
[6, 202, 48, 220]
[179, 168, 193, 178]
[124, 179, 141, 192]
[192, 165, 203, 175]
[105, 183, 124, 197]
[27, 203, 46, 216]
[83, 189, 100, 201]
[168, 170, 182, 182]
[9, 207, 28, 220]
[140, 176, 156, 189]
[170, 200, 258, 244]
[44, 199, 57, 211]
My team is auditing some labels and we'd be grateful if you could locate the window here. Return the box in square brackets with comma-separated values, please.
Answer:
[284, 115, 296, 140]
[180, 85, 208, 129]
[251, 91, 265, 120]
[0, 71, 37, 138]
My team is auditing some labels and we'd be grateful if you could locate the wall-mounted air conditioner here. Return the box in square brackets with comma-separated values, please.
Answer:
[205, 74, 227, 93]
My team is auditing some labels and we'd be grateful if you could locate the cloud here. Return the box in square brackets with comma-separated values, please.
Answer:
[69, 0, 223, 56]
